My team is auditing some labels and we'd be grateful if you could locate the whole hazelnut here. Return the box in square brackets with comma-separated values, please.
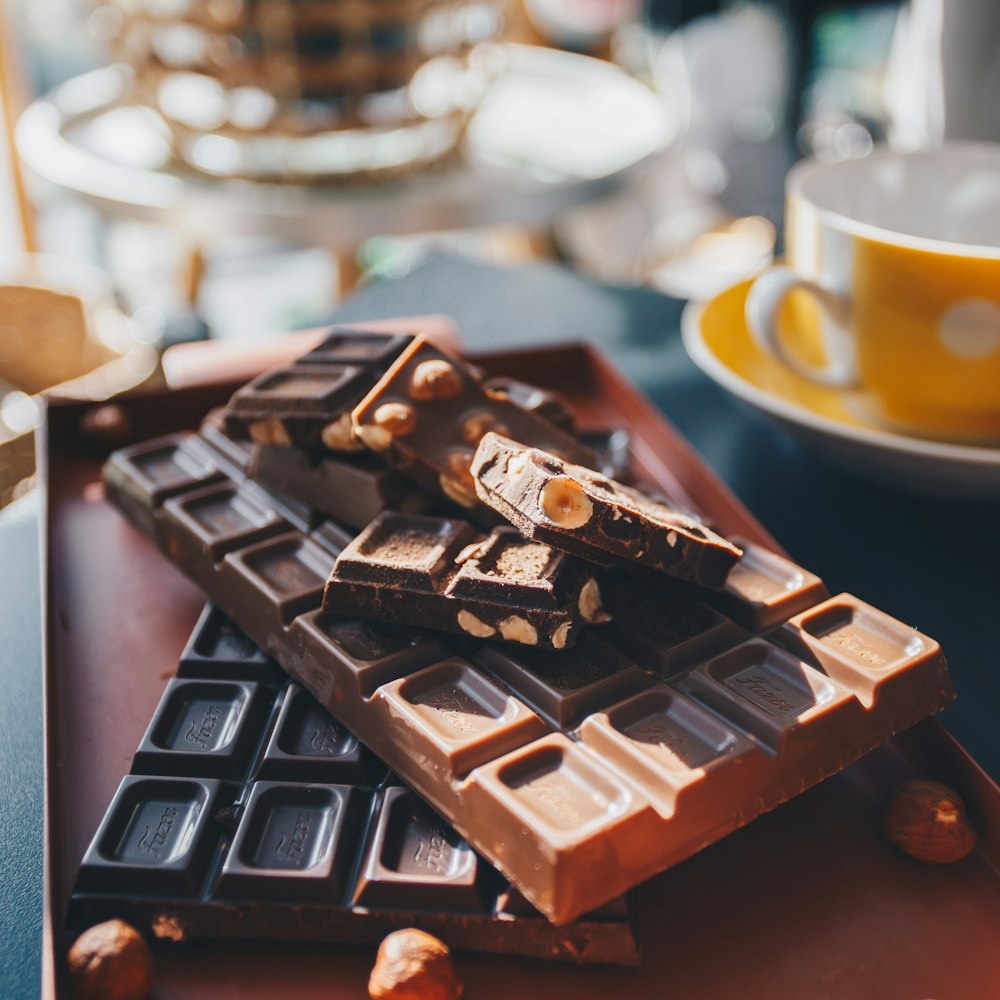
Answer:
[68, 919, 154, 1000]
[882, 779, 977, 864]
[369, 928, 463, 1000]
[409, 360, 462, 401]
[540, 476, 593, 529]
[373, 402, 417, 437]
[321, 411, 364, 451]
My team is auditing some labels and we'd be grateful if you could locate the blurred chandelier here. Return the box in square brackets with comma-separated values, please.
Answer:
[98, 0, 506, 181]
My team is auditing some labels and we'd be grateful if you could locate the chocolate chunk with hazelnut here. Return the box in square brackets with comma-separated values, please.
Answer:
[472, 433, 741, 589]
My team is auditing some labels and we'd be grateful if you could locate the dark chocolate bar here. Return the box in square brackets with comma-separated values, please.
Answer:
[249, 444, 435, 531]
[103, 428, 954, 924]
[222, 329, 412, 452]
[351, 337, 599, 509]
[69, 606, 639, 963]
[472, 433, 742, 588]
[323, 512, 609, 649]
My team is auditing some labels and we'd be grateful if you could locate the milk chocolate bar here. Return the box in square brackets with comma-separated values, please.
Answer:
[351, 338, 598, 509]
[104, 429, 954, 924]
[472, 433, 742, 588]
[249, 444, 435, 531]
[711, 536, 829, 631]
[69, 606, 638, 963]
[323, 512, 609, 650]
[222, 329, 412, 452]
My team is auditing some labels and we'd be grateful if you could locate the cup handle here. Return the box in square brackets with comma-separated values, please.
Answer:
[745, 266, 859, 388]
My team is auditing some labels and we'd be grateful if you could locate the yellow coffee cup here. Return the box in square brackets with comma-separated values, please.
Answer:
[746, 143, 1000, 440]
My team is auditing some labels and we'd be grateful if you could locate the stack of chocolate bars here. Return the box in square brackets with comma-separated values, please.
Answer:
[74, 327, 954, 963]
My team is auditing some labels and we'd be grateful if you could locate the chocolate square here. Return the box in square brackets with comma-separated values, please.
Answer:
[222, 533, 336, 632]
[163, 483, 290, 563]
[334, 513, 476, 592]
[474, 633, 648, 729]
[234, 366, 364, 410]
[605, 580, 745, 676]
[258, 684, 385, 785]
[681, 640, 850, 752]
[133, 678, 269, 779]
[352, 787, 486, 911]
[102, 433, 224, 535]
[178, 605, 283, 685]
[299, 330, 411, 367]
[217, 781, 368, 901]
[76, 776, 230, 895]
[294, 609, 452, 701]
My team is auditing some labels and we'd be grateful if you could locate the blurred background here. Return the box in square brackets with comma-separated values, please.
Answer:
[1, 0, 998, 505]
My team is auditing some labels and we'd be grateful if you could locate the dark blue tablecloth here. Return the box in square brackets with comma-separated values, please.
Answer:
[3, 254, 997, 996]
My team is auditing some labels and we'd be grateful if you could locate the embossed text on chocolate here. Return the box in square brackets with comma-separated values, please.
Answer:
[185, 704, 223, 749]
[137, 806, 178, 859]
[274, 812, 312, 866]
[827, 626, 888, 667]
[528, 779, 586, 826]
[424, 690, 476, 733]
[630, 720, 698, 767]
[309, 723, 344, 755]
[413, 826, 452, 874]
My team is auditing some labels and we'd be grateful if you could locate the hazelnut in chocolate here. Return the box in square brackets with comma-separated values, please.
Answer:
[323, 512, 608, 649]
[222, 329, 413, 452]
[351, 338, 598, 509]
[472, 433, 742, 588]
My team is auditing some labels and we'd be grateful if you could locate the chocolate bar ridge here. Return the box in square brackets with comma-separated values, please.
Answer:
[103, 429, 954, 924]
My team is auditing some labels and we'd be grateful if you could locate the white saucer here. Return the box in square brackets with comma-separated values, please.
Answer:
[681, 279, 1000, 499]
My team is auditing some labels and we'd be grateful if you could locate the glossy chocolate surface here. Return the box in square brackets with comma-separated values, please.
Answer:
[351, 337, 598, 509]
[472, 433, 742, 587]
[103, 428, 954, 924]
[325, 513, 607, 649]
[69, 606, 639, 963]
[222, 329, 413, 452]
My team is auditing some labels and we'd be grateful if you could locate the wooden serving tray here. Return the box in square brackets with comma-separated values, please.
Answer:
[42, 343, 1000, 998]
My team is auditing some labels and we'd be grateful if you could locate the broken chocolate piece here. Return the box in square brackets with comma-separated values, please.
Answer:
[222, 329, 412, 452]
[472, 433, 742, 588]
[323, 512, 606, 650]
[351, 338, 598, 509]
